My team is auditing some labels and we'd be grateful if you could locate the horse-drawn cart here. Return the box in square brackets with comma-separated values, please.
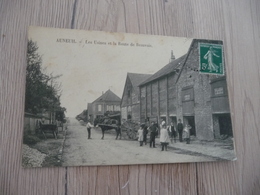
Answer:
[95, 115, 141, 140]
[40, 124, 58, 139]
[98, 124, 119, 139]
[121, 120, 140, 140]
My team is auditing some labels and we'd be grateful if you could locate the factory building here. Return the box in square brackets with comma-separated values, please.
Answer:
[139, 39, 232, 140]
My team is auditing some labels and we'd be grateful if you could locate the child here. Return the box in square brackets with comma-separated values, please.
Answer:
[160, 121, 170, 151]
[183, 123, 191, 144]
[137, 125, 144, 146]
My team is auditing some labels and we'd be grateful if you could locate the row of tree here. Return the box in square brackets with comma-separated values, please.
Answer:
[25, 40, 66, 119]
[76, 110, 88, 122]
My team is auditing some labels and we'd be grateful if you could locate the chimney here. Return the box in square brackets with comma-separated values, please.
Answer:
[170, 50, 175, 62]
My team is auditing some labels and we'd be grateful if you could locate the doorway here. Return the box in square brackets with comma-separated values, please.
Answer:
[170, 116, 177, 126]
[184, 116, 196, 136]
[218, 114, 233, 136]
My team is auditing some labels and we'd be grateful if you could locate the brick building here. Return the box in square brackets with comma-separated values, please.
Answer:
[139, 39, 232, 140]
[121, 73, 151, 122]
[139, 55, 187, 125]
[87, 89, 121, 122]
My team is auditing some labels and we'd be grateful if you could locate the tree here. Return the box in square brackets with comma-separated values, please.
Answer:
[25, 40, 64, 115]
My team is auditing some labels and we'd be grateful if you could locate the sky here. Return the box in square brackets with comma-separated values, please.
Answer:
[28, 26, 192, 117]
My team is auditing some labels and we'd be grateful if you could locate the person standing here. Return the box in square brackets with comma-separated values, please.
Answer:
[115, 121, 121, 140]
[168, 122, 177, 143]
[183, 123, 191, 144]
[149, 121, 158, 148]
[177, 119, 184, 142]
[160, 121, 170, 151]
[142, 123, 148, 145]
[137, 125, 144, 146]
[86, 120, 94, 139]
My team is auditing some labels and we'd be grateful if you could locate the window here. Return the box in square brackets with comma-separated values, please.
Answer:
[210, 78, 227, 97]
[106, 105, 114, 111]
[114, 105, 120, 111]
[98, 105, 102, 112]
[141, 88, 146, 98]
[182, 87, 194, 102]
[214, 87, 224, 95]
[184, 94, 191, 101]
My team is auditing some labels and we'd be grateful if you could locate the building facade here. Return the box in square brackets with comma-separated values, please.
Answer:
[139, 39, 232, 140]
[139, 55, 186, 125]
[88, 89, 121, 122]
[121, 73, 151, 122]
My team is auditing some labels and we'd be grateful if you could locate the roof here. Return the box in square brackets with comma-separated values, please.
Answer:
[127, 72, 152, 90]
[24, 112, 49, 119]
[139, 54, 187, 86]
[92, 89, 121, 103]
[121, 73, 152, 105]
[24, 112, 43, 119]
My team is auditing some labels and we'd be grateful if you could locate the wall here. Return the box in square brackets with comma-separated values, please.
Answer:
[121, 76, 141, 122]
[176, 41, 214, 140]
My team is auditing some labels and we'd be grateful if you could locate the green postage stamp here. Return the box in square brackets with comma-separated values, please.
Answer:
[199, 43, 224, 75]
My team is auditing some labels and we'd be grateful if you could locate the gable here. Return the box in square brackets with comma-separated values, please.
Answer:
[121, 75, 133, 107]
[93, 89, 121, 103]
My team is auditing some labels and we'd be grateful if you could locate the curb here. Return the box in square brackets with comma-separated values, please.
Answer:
[57, 128, 67, 163]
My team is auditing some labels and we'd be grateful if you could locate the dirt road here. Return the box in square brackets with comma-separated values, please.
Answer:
[62, 118, 214, 166]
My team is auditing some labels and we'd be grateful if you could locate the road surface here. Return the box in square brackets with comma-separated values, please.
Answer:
[62, 118, 214, 166]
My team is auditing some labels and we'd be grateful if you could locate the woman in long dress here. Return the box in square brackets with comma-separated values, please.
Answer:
[160, 122, 170, 151]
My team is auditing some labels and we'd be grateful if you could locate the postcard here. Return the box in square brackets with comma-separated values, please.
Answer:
[22, 26, 236, 167]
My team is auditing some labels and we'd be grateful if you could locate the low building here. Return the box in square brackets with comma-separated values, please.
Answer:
[139, 39, 232, 140]
[121, 73, 152, 122]
[88, 89, 121, 122]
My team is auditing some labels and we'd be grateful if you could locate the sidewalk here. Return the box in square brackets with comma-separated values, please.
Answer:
[155, 137, 237, 161]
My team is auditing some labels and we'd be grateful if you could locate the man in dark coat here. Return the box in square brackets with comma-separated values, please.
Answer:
[115, 121, 121, 140]
[149, 121, 158, 148]
[142, 123, 148, 145]
[177, 119, 184, 142]
[168, 122, 177, 143]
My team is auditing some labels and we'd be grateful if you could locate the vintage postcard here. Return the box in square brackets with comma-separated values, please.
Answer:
[22, 26, 236, 168]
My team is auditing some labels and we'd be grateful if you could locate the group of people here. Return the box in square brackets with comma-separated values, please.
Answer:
[137, 119, 192, 151]
[85, 118, 192, 152]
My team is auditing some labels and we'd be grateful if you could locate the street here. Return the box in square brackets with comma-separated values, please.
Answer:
[61, 119, 215, 166]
